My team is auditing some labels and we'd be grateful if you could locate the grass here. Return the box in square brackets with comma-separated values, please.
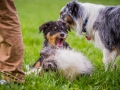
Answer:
[0, 0, 120, 90]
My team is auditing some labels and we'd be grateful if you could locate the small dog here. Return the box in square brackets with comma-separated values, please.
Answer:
[59, 1, 120, 70]
[41, 47, 93, 81]
[32, 21, 71, 69]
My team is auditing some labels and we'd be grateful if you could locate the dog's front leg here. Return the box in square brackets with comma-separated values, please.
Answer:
[102, 48, 117, 71]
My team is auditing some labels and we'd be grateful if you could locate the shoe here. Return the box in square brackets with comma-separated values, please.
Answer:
[2, 72, 25, 84]
[0, 80, 7, 85]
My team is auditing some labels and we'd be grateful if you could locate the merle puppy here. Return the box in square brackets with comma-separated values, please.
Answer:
[32, 21, 71, 68]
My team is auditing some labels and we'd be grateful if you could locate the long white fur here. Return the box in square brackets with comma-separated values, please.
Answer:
[75, 3, 105, 38]
[44, 48, 93, 80]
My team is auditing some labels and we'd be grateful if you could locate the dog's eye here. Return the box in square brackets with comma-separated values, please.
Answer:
[54, 27, 57, 30]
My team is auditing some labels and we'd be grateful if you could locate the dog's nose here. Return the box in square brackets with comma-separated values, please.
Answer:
[60, 32, 65, 37]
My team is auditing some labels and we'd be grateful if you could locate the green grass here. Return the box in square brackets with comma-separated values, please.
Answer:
[1, 0, 120, 90]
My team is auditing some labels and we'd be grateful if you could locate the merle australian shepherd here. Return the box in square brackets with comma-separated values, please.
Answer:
[59, 0, 120, 70]
[32, 21, 71, 69]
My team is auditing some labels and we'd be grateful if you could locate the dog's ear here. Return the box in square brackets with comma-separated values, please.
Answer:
[39, 21, 53, 33]
[39, 24, 48, 33]
[69, 1, 79, 18]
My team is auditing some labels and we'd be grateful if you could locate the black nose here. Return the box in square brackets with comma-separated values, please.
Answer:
[60, 32, 65, 37]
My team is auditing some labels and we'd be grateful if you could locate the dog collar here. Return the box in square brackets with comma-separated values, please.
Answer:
[82, 17, 88, 33]
[82, 17, 91, 41]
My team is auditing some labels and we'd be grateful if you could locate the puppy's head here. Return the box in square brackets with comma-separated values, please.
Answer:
[39, 21, 70, 47]
[59, 1, 83, 31]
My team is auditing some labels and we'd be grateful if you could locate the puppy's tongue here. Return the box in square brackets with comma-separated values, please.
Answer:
[57, 38, 63, 47]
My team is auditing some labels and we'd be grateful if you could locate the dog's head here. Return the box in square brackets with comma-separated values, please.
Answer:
[39, 21, 70, 48]
[58, 1, 84, 33]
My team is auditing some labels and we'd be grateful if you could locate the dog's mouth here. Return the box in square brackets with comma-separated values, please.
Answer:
[56, 37, 65, 47]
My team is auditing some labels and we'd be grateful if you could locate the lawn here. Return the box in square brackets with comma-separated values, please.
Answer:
[0, 0, 120, 90]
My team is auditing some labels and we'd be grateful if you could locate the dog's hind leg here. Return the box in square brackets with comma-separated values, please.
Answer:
[102, 48, 117, 71]
[25, 57, 44, 75]
[32, 56, 44, 68]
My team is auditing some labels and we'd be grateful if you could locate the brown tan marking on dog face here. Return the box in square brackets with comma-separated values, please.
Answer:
[65, 15, 76, 26]
[39, 21, 70, 48]
[59, 12, 76, 29]
[46, 32, 67, 47]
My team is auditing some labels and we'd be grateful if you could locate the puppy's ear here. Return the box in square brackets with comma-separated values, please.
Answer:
[39, 21, 53, 33]
[39, 24, 48, 33]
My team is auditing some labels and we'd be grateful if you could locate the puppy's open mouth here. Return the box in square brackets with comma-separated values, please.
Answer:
[56, 37, 65, 47]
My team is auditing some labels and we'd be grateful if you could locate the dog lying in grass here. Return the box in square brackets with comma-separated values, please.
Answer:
[41, 47, 93, 81]
[25, 21, 71, 75]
